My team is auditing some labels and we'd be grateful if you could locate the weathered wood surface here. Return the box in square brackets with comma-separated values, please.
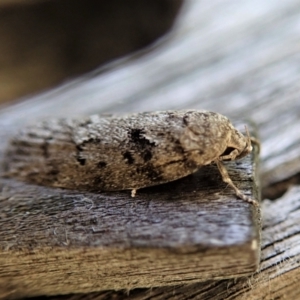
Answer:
[1, 0, 300, 298]
[44, 186, 299, 300]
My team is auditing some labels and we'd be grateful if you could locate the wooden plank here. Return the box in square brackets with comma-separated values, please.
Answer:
[47, 186, 300, 300]
[0, 121, 260, 298]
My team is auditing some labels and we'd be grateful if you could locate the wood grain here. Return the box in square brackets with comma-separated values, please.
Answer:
[46, 186, 299, 300]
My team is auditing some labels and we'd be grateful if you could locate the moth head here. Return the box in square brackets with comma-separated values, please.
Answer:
[219, 126, 253, 162]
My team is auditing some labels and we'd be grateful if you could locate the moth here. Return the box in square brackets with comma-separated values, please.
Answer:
[4, 110, 259, 205]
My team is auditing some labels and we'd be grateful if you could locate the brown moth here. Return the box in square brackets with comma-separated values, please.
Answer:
[4, 110, 259, 205]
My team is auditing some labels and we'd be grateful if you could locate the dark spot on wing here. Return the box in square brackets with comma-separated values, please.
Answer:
[41, 137, 52, 158]
[136, 164, 163, 182]
[185, 159, 198, 170]
[77, 157, 86, 166]
[129, 129, 155, 147]
[172, 139, 185, 154]
[183, 115, 189, 126]
[28, 132, 39, 138]
[46, 168, 60, 182]
[97, 161, 107, 168]
[167, 112, 176, 119]
[128, 128, 156, 163]
[77, 138, 102, 150]
[75, 145, 86, 165]
[123, 151, 135, 164]
[11, 139, 31, 147]
[13, 147, 30, 156]
[76, 144, 83, 152]
[93, 176, 102, 185]
[75, 138, 102, 166]
[142, 150, 152, 162]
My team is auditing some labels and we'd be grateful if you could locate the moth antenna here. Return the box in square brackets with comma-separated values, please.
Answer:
[244, 125, 250, 143]
[244, 125, 252, 152]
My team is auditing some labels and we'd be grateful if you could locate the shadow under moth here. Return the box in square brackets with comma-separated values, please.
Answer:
[4, 110, 259, 205]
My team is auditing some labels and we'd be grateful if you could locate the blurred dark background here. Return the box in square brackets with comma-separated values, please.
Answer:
[0, 0, 183, 103]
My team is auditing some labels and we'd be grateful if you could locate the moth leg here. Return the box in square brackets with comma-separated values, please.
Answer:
[215, 160, 258, 206]
[131, 189, 137, 197]
[219, 149, 240, 161]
